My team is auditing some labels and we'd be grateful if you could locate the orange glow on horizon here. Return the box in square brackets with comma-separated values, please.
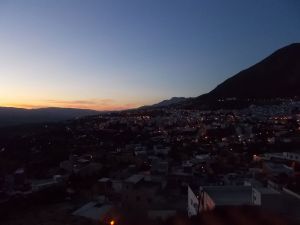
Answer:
[0, 99, 142, 111]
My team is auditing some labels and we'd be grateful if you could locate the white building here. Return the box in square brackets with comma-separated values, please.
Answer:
[187, 185, 253, 217]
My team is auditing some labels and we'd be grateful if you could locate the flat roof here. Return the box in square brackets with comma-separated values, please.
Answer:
[261, 193, 300, 222]
[202, 186, 252, 206]
[72, 202, 112, 221]
[254, 187, 279, 195]
[98, 177, 110, 182]
[125, 174, 144, 184]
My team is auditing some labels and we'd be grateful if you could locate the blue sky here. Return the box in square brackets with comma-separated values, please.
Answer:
[0, 0, 300, 110]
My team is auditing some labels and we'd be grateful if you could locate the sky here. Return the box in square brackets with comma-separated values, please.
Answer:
[0, 0, 300, 110]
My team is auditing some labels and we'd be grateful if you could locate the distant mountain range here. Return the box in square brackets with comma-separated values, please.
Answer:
[0, 107, 99, 127]
[154, 43, 300, 109]
[2, 43, 300, 126]
[141, 97, 188, 109]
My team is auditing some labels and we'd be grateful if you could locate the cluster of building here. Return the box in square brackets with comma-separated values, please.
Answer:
[1, 100, 300, 223]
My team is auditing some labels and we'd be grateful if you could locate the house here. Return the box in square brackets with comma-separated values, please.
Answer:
[72, 199, 113, 222]
[151, 160, 168, 175]
[188, 185, 253, 217]
[93, 178, 112, 196]
[153, 145, 170, 155]
[60, 154, 102, 176]
[14, 168, 26, 187]
[121, 174, 160, 211]
[283, 152, 300, 162]
[253, 187, 300, 222]
[31, 178, 60, 191]
[262, 162, 294, 177]
[252, 187, 280, 205]
[168, 170, 193, 187]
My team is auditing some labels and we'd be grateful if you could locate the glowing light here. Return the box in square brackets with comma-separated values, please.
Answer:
[110, 220, 115, 225]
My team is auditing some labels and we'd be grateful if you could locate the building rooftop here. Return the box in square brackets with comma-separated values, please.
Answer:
[202, 186, 252, 206]
[98, 177, 110, 182]
[261, 192, 300, 222]
[72, 201, 112, 221]
[125, 174, 144, 184]
[254, 187, 279, 195]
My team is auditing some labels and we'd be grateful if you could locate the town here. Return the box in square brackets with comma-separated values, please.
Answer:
[1, 99, 300, 224]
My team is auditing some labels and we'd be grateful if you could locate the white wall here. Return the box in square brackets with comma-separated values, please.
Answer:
[187, 186, 199, 217]
[252, 188, 261, 205]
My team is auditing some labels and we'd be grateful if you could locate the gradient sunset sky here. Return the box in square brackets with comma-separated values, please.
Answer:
[1, 0, 300, 110]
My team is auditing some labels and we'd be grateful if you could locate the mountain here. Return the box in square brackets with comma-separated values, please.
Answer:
[141, 97, 188, 109]
[0, 107, 99, 127]
[182, 43, 300, 108]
